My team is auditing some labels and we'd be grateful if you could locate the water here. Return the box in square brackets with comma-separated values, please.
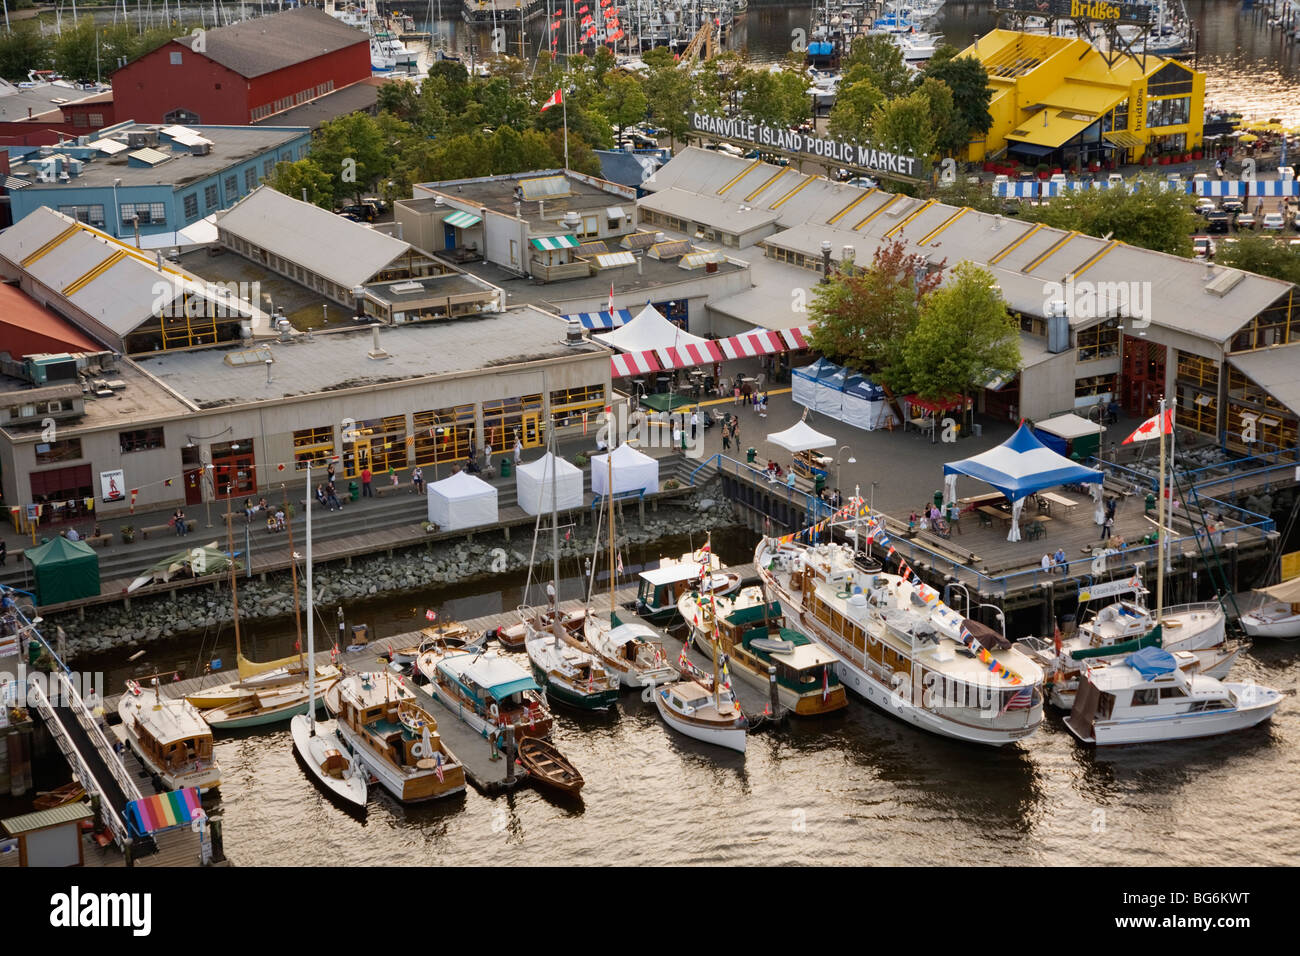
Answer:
[34, 525, 1300, 866]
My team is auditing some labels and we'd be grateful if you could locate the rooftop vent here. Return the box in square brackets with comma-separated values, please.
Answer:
[565, 319, 584, 345]
[1204, 268, 1244, 298]
[367, 325, 389, 360]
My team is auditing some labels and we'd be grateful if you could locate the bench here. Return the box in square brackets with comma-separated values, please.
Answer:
[912, 528, 981, 566]
[372, 483, 405, 498]
[141, 519, 196, 539]
[85, 534, 112, 548]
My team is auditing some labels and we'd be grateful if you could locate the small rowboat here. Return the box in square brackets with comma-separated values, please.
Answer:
[517, 737, 584, 794]
[33, 781, 86, 810]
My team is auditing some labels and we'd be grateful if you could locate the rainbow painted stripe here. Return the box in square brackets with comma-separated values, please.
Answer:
[126, 787, 202, 834]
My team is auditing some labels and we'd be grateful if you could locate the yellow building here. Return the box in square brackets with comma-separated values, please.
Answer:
[957, 29, 1205, 168]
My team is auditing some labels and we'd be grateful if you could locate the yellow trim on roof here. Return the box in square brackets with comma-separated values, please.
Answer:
[853, 193, 904, 231]
[717, 159, 763, 195]
[1022, 230, 1081, 274]
[884, 198, 937, 239]
[1067, 239, 1122, 280]
[19, 224, 81, 268]
[989, 222, 1044, 266]
[769, 175, 817, 210]
[826, 189, 875, 225]
[62, 249, 128, 296]
[917, 207, 969, 246]
[744, 167, 788, 203]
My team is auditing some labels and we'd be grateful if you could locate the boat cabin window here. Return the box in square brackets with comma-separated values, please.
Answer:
[669, 696, 683, 709]
[1098, 692, 1116, 719]
[1131, 688, 1159, 706]
[1158, 687, 1187, 699]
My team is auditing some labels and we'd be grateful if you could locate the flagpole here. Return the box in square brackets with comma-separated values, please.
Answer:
[1155, 395, 1166, 621]
[562, 73, 570, 171]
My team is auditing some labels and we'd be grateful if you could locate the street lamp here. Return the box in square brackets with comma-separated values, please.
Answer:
[836, 445, 856, 496]
[112, 178, 122, 239]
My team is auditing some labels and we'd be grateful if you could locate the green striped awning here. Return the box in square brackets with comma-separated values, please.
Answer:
[443, 210, 481, 228]
[530, 234, 579, 251]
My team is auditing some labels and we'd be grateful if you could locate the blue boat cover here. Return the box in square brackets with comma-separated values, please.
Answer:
[808, 41, 834, 56]
[943, 422, 1103, 502]
[1126, 645, 1177, 678]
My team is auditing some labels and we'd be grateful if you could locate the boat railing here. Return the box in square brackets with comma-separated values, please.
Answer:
[1158, 601, 1226, 618]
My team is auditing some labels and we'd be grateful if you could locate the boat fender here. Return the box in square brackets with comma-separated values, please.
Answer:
[412, 742, 428, 759]
[127, 680, 141, 696]
[489, 702, 500, 725]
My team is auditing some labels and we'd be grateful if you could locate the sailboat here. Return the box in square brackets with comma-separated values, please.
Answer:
[186, 498, 337, 710]
[195, 493, 338, 730]
[646, 534, 750, 753]
[1240, 575, 1300, 638]
[291, 461, 367, 809]
[582, 449, 678, 689]
[522, 442, 619, 711]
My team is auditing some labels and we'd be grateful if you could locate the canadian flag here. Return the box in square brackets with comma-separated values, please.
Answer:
[607, 282, 614, 316]
[1122, 408, 1173, 444]
[541, 88, 562, 112]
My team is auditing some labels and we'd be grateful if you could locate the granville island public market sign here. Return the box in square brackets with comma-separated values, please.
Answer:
[690, 113, 926, 181]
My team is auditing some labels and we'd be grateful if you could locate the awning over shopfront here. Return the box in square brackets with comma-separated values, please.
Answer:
[1103, 130, 1145, 150]
[658, 340, 724, 370]
[443, 210, 482, 228]
[610, 349, 661, 378]
[563, 308, 633, 330]
[530, 234, 580, 251]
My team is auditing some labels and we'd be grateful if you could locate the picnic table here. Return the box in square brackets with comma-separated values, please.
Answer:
[1039, 491, 1079, 517]
[1027, 515, 1051, 540]
[978, 505, 1011, 529]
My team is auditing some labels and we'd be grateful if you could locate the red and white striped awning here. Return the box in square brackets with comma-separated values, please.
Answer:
[657, 340, 725, 370]
[610, 350, 661, 378]
[720, 328, 786, 359]
[780, 327, 810, 350]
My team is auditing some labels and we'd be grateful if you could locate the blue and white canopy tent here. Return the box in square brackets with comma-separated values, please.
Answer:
[791, 357, 840, 409]
[943, 423, 1104, 541]
[841, 373, 896, 431]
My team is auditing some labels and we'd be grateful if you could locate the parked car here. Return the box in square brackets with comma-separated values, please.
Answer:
[1194, 197, 1216, 216]
[1205, 211, 1231, 234]
[1221, 199, 1244, 215]
[1293, 211, 1300, 231]
[1262, 212, 1285, 230]
[1235, 212, 1257, 230]
[1191, 235, 1216, 259]
[338, 202, 380, 222]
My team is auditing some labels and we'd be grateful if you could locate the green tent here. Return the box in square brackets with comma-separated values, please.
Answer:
[25, 536, 101, 605]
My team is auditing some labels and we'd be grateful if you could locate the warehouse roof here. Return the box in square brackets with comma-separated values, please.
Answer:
[216, 186, 413, 289]
[176, 7, 369, 79]
[1227, 344, 1300, 417]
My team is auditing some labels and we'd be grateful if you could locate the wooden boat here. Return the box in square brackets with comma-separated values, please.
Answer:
[498, 606, 586, 651]
[648, 676, 748, 753]
[1240, 575, 1300, 639]
[391, 621, 480, 665]
[119, 678, 222, 792]
[525, 624, 620, 711]
[325, 672, 466, 802]
[631, 555, 740, 625]
[33, 781, 85, 810]
[291, 461, 367, 809]
[417, 646, 553, 742]
[202, 685, 330, 730]
[517, 737, 584, 793]
[679, 584, 847, 717]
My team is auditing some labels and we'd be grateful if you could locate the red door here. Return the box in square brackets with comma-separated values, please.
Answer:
[184, 468, 204, 506]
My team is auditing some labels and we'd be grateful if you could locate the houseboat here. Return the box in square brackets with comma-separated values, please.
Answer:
[118, 678, 222, 793]
[416, 648, 553, 741]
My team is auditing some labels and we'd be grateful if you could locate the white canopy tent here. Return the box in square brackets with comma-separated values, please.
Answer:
[594, 304, 711, 352]
[767, 420, 837, 453]
[591, 443, 659, 496]
[516, 452, 584, 515]
[427, 470, 498, 530]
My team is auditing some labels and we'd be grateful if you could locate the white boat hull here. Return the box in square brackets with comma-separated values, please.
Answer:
[333, 709, 466, 802]
[1240, 606, 1300, 639]
[1049, 644, 1242, 710]
[291, 715, 367, 808]
[1081, 684, 1282, 745]
[652, 686, 747, 752]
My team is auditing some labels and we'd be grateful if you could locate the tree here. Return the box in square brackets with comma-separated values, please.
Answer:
[869, 91, 937, 192]
[602, 71, 648, 143]
[921, 54, 994, 155]
[266, 159, 335, 209]
[378, 79, 422, 123]
[840, 35, 912, 100]
[808, 238, 944, 380]
[52, 17, 98, 84]
[642, 59, 692, 147]
[736, 67, 809, 129]
[916, 77, 958, 158]
[1024, 175, 1199, 256]
[926, 176, 1005, 214]
[896, 261, 1021, 428]
[0, 25, 50, 82]
[826, 78, 883, 143]
[548, 129, 602, 176]
[310, 113, 392, 204]
[1213, 234, 1300, 284]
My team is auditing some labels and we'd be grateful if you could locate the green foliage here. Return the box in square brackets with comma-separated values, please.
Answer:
[915, 77, 957, 157]
[841, 35, 912, 100]
[642, 60, 692, 146]
[827, 79, 883, 142]
[927, 177, 1005, 214]
[1213, 234, 1300, 283]
[267, 159, 335, 209]
[869, 91, 936, 192]
[736, 66, 809, 128]
[921, 54, 994, 151]
[310, 113, 392, 205]
[895, 261, 1020, 416]
[52, 16, 98, 83]
[0, 25, 50, 82]
[1022, 174, 1199, 256]
[602, 71, 648, 142]
[808, 238, 944, 380]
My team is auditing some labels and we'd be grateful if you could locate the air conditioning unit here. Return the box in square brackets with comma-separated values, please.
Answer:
[190, 142, 211, 156]
[127, 130, 159, 148]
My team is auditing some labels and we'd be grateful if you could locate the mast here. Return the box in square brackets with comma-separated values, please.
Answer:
[284, 481, 304, 670]
[306, 462, 316, 733]
[550, 422, 561, 638]
[708, 532, 720, 711]
[1155, 395, 1167, 620]
[224, 489, 243, 668]
[608, 449, 615, 621]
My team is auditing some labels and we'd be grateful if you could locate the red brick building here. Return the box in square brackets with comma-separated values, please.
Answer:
[110, 7, 371, 127]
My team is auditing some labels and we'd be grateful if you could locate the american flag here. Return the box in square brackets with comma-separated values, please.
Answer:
[434, 751, 444, 783]
[1001, 688, 1034, 713]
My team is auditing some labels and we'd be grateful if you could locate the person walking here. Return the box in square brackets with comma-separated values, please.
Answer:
[411, 466, 424, 494]
[733, 383, 741, 406]
[722, 425, 731, 452]
[361, 466, 373, 497]
[326, 462, 336, 486]
[1100, 512, 1114, 541]
[514, 438, 523, 465]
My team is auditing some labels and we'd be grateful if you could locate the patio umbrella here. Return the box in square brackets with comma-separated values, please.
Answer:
[1237, 133, 1259, 144]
